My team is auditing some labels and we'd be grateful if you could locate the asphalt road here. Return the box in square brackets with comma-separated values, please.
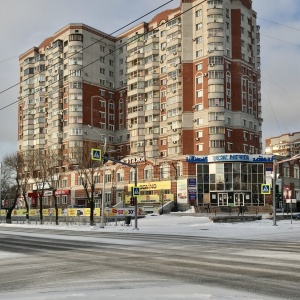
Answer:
[0, 227, 300, 299]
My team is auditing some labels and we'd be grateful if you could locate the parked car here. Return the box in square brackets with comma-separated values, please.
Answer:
[292, 213, 300, 220]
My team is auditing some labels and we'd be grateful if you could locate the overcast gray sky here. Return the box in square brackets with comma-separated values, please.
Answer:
[0, 0, 299, 161]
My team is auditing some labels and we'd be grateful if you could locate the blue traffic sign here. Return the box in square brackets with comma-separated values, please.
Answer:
[91, 148, 101, 161]
[133, 187, 140, 196]
[261, 184, 271, 194]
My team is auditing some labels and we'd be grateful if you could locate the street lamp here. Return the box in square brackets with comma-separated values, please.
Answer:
[0, 162, 2, 223]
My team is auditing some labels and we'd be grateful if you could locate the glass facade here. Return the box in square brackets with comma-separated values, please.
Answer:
[197, 162, 265, 206]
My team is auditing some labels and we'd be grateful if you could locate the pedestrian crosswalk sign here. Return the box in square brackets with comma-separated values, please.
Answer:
[133, 187, 140, 196]
[261, 184, 271, 194]
[91, 148, 101, 161]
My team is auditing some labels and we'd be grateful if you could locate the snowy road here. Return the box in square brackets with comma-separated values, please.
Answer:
[1, 216, 300, 300]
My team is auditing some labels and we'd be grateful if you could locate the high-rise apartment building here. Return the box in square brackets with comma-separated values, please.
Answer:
[18, 0, 264, 211]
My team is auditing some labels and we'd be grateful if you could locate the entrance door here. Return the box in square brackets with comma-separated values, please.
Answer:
[218, 193, 228, 206]
[234, 193, 244, 206]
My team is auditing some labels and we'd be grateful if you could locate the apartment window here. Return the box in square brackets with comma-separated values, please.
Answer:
[93, 174, 100, 184]
[160, 165, 170, 179]
[69, 34, 83, 42]
[210, 140, 225, 148]
[62, 196, 67, 204]
[196, 117, 203, 125]
[69, 69, 82, 77]
[195, 9, 202, 17]
[69, 128, 83, 136]
[209, 112, 224, 121]
[116, 170, 124, 182]
[227, 129, 232, 137]
[196, 76, 203, 84]
[228, 143, 232, 151]
[100, 68, 105, 74]
[195, 36, 202, 44]
[160, 30, 166, 37]
[197, 144, 203, 151]
[109, 60, 114, 66]
[209, 70, 224, 79]
[70, 81, 82, 89]
[209, 98, 224, 107]
[144, 168, 153, 180]
[100, 45, 105, 52]
[196, 23, 202, 31]
[196, 50, 203, 58]
[196, 63, 203, 71]
[109, 71, 114, 77]
[209, 127, 225, 134]
[62, 179, 68, 188]
[69, 105, 82, 112]
[196, 90, 203, 98]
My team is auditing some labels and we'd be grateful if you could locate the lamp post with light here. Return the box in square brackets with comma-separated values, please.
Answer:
[0, 162, 2, 223]
[88, 124, 107, 228]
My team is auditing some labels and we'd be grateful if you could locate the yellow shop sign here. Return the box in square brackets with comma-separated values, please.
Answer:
[128, 181, 171, 191]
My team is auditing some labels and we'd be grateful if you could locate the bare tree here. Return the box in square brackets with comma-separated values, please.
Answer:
[3, 153, 23, 223]
[66, 141, 103, 226]
[44, 147, 62, 225]
[30, 149, 51, 225]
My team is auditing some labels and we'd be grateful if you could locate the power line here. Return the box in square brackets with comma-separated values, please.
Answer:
[261, 33, 300, 47]
[261, 80, 282, 137]
[0, 55, 19, 64]
[0, 0, 175, 97]
[0, 0, 205, 112]
[258, 17, 300, 32]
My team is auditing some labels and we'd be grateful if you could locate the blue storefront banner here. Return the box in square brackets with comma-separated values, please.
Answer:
[186, 154, 274, 163]
[188, 178, 197, 201]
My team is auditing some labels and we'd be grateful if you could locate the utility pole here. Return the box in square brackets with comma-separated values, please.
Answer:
[0, 162, 2, 223]
[134, 163, 138, 229]
[100, 137, 107, 228]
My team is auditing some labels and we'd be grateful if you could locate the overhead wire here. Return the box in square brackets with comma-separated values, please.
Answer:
[0, 0, 175, 98]
[0, 0, 205, 112]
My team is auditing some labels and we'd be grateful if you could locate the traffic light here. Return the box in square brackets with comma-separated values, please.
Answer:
[103, 152, 109, 164]
[130, 197, 135, 206]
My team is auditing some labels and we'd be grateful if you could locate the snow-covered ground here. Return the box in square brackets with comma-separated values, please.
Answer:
[1, 212, 300, 241]
[1, 213, 300, 300]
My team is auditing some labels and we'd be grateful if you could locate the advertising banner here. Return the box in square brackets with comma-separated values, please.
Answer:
[177, 179, 188, 204]
[128, 181, 171, 191]
[125, 194, 174, 204]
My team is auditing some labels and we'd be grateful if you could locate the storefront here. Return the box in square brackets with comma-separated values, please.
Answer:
[186, 154, 274, 207]
[127, 181, 173, 213]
